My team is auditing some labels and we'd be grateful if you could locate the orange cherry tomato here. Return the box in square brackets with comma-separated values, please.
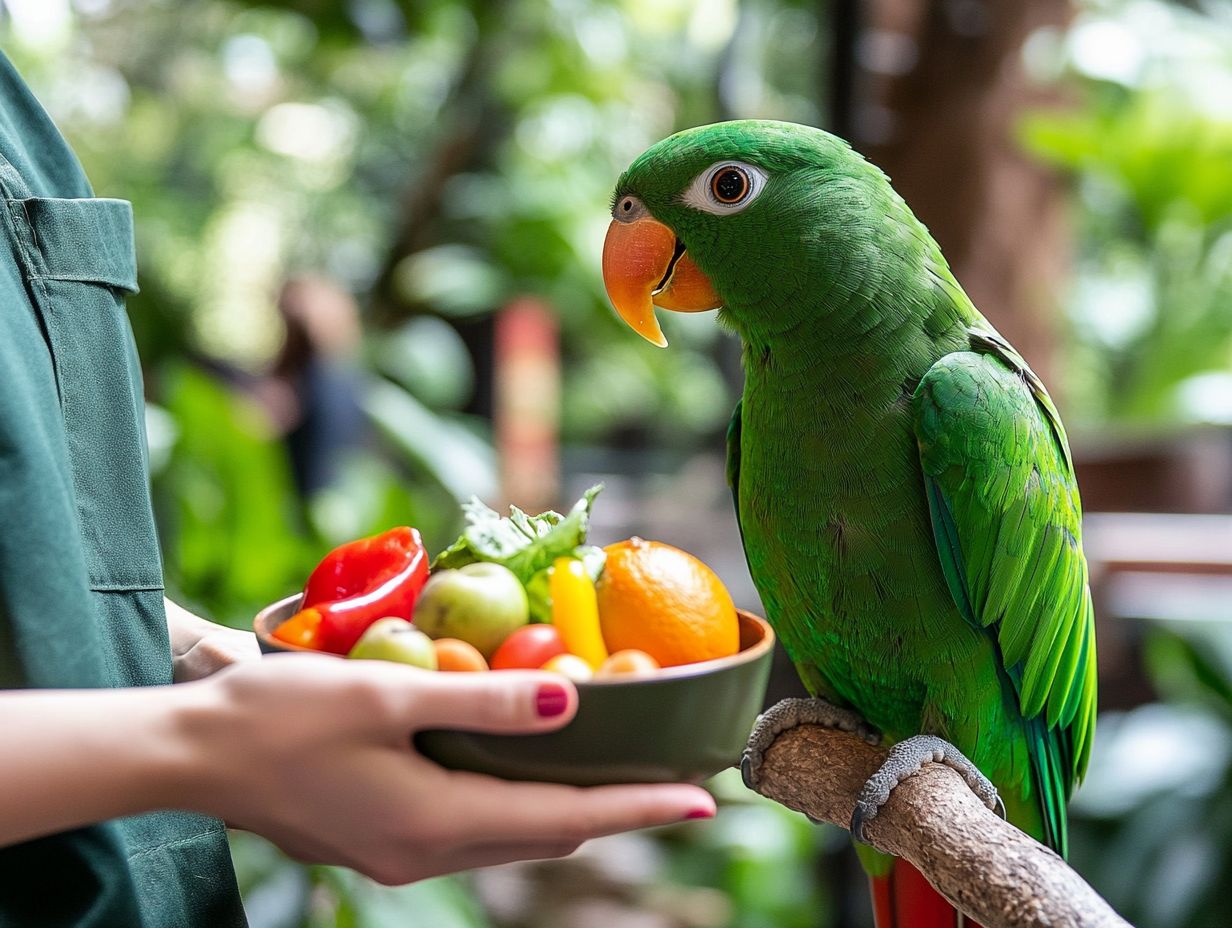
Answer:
[272, 608, 324, 649]
[595, 649, 661, 678]
[433, 638, 489, 672]
[541, 653, 594, 682]
[490, 624, 567, 670]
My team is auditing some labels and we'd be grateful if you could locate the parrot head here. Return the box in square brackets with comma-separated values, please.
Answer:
[602, 119, 899, 347]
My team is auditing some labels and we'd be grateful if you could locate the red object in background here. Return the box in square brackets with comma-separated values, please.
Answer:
[490, 624, 568, 670]
[276, 526, 430, 654]
[870, 858, 985, 928]
[495, 298, 559, 515]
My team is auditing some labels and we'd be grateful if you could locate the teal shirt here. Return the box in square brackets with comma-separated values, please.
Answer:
[0, 54, 246, 926]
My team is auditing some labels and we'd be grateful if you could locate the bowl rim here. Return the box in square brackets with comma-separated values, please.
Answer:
[254, 592, 775, 686]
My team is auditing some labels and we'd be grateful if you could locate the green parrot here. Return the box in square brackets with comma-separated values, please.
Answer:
[601, 120, 1097, 928]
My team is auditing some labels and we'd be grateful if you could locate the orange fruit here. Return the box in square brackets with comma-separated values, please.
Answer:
[541, 653, 595, 682]
[433, 638, 489, 672]
[595, 649, 661, 678]
[596, 537, 738, 668]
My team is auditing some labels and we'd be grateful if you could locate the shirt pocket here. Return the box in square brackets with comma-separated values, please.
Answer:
[8, 196, 163, 591]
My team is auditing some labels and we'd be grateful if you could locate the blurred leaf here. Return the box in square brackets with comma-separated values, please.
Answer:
[1145, 630, 1232, 721]
[362, 376, 498, 502]
[229, 833, 311, 928]
[661, 771, 833, 928]
[372, 315, 475, 409]
[154, 364, 312, 626]
[307, 453, 421, 545]
[1020, 3, 1232, 426]
[393, 245, 506, 318]
[313, 869, 490, 928]
[144, 401, 179, 476]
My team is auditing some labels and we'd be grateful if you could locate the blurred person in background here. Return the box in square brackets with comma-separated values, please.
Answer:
[0, 49, 715, 928]
[256, 274, 369, 499]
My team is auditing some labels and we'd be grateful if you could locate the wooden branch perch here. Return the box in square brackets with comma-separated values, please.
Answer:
[751, 725, 1132, 928]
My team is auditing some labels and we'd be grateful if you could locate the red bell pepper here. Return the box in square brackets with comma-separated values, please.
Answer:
[277, 526, 430, 655]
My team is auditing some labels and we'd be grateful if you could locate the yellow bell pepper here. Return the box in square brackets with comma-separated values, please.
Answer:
[550, 556, 608, 669]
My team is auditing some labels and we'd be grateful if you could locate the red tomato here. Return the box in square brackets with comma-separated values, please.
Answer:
[490, 624, 567, 670]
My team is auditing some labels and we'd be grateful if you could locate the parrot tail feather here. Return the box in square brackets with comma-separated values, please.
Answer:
[869, 859, 984, 928]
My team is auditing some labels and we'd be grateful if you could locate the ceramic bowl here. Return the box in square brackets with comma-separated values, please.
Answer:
[254, 593, 774, 786]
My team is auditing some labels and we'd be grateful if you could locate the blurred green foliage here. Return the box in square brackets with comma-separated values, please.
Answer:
[6, 0, 822, 453]
[1020, 0, 1232, 425]
[1024, 13, 1232, 925]
[1069, 626, 1232, 928]
[150, 365, 312, 621]
[665, 769, 837, 928]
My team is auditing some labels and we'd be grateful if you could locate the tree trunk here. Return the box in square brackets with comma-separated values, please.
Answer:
[854, 0, 1073, 386]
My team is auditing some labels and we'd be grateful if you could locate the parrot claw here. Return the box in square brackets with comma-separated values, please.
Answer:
[741, 697, 879, 793]
[849, 734, 1003, 844]
[849, 804, 870, 843]
[739, 753, 758, 791]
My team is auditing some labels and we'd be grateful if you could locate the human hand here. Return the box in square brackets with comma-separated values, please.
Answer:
[178, 655, 715, 884]
[166, 598, 260, 682]
[172, 623, 260, 682]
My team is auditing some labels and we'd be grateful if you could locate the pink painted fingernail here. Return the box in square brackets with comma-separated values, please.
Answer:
[684, 808, 715, 820]
[536, 683, 570, 718]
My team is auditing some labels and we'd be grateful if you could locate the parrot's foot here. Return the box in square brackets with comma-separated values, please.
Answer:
[849, 734, 1006, 843]
[741, 697, 880, 792]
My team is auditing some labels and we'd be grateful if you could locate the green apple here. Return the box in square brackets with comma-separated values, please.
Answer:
[412, 562, 530, 658]
[347, 617, 438, 669]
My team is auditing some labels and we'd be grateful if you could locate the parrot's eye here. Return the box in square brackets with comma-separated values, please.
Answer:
[681, 160, 768, 215]
[711, 167, 749, 203]
[611, 194, 650, 223]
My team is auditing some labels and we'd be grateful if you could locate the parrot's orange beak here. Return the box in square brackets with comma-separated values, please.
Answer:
[602, 217, 721, 348]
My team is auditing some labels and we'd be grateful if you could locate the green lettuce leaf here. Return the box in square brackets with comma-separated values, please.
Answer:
[432, 485, 604, 591]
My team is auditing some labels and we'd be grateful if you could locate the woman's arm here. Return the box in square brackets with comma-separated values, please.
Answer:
[0, 657, 715, 882]
[165, 597, 260, 681]
[0, 684, 193, 846]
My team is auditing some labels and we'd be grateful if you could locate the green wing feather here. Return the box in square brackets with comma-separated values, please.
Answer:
[913, 330, 1097, 856]
[726, 399, 744, 544]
